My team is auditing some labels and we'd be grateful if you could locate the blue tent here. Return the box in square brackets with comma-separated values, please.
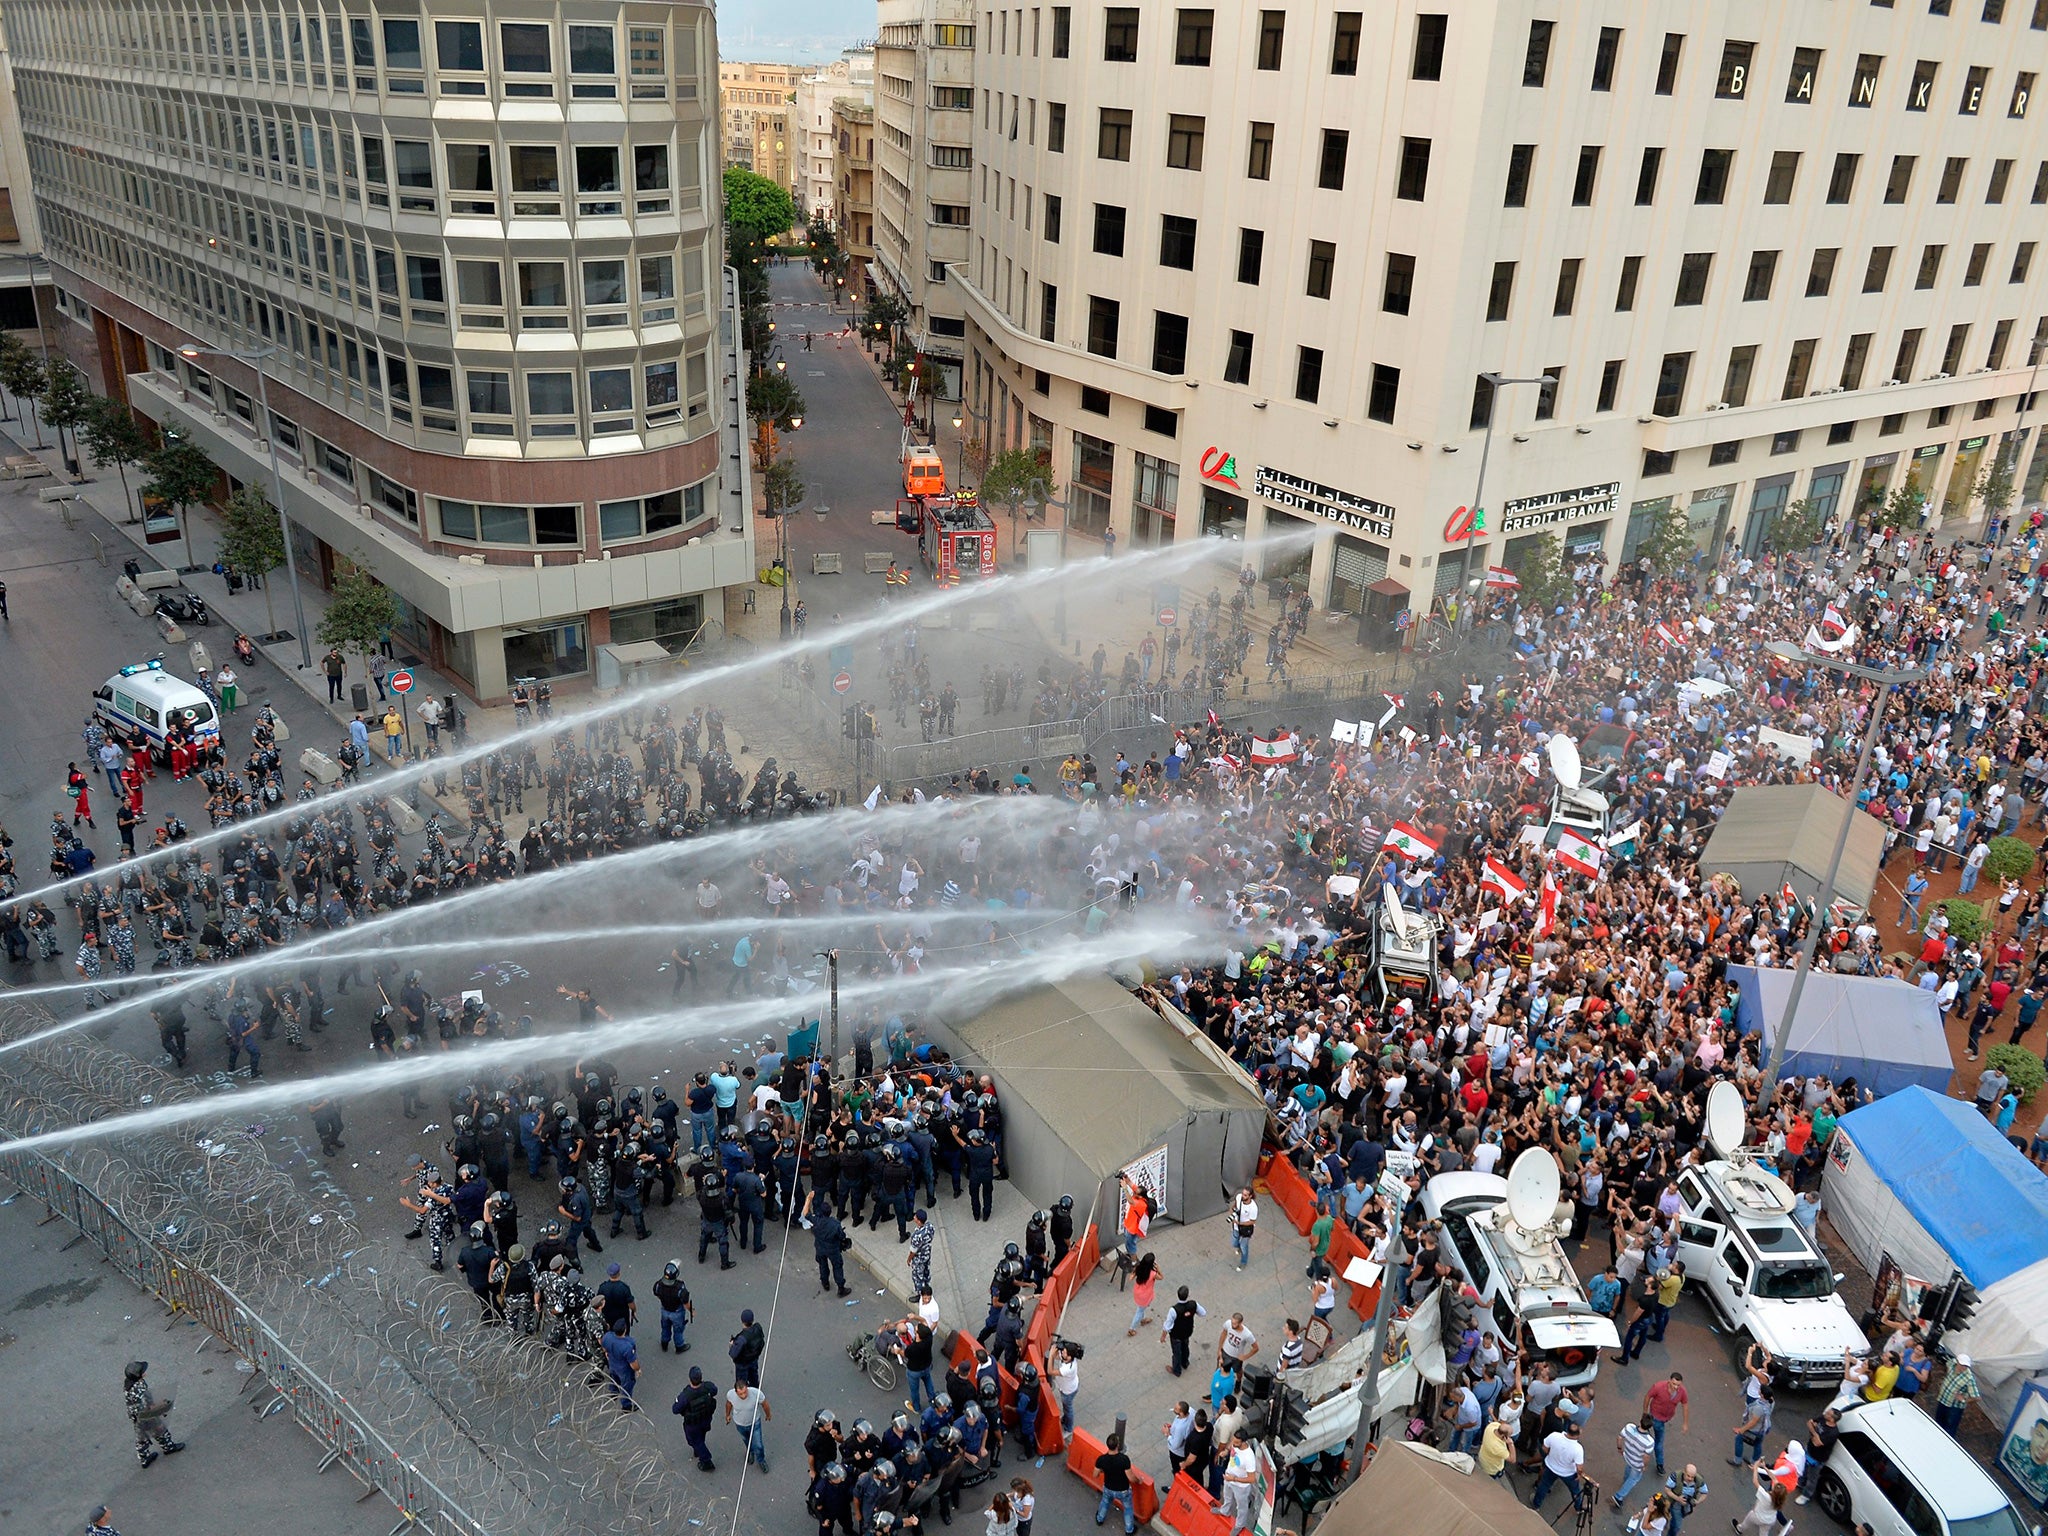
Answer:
[1727, 964, 1953, 1096]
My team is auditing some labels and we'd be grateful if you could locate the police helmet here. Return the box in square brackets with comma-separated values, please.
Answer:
[551, 1101, 569, 1118]
[651, 1086, 669, 1104]
[624, 1141, 641, 1157]
[594, 1097, 614, 1118]
[1003, 1242, 1021, 1260]
[1028, 1209, 1047, 1228]
[541, 1221, 562, 1238]
[1056, 1194, 1075, 1212]
[720, 1125, 741, 1142]
[469, 1221, 487, 1239]
[814, 1136, 832, 1154]
[560, 1176, 578, 1192]
[815, 1409, 839, 1429]
[963, 1400, 984, 1422]
[460, 1164, 479, 1181]
[1016, 1361, 1040, 1386]
[625, 1086, 644, 1104]
[454, 1114, 474, 1131]
[825, 1462, 848, 1481]
[879, 1145, 898, 1163]
[584, 1073, 601, 1089]
[663, 1261, 680, 1279]
[852, 1418, 875, 1437]
[874, 1458, 897, 1481]
[891, 1412, 911, 1433]
[527, 1096, 543, 1111]
[967, 1129, 986, 1145]
[480, 1113, 501, 1132]
[872, 1515, 896, 1532]
[864, 1128, 884, 1148]
[939, 1425, 963, 1446]
[701, 1171, 725, 1194]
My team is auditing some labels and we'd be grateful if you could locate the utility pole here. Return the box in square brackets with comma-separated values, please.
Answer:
[814, 948, 840, 1063]
[1345, 1196, 1408, 1484]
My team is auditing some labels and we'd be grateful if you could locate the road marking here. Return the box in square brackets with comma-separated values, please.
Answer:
[808, 370, 827, 377]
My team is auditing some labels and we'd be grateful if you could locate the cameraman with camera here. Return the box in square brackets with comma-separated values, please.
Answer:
[1051, 1337, 1082, 1445]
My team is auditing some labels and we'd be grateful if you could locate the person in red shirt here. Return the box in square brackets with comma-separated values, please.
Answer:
[1460, 1076, 1489, 1116]
[1784, 1115, 1813, 1161]
[1919, 934, 1948, 969]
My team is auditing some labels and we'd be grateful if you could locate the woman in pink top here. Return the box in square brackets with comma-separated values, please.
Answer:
[1128, 1252, 1160, 1335]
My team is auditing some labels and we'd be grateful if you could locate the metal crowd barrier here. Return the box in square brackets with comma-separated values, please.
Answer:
[1, 1146, 486, 1536]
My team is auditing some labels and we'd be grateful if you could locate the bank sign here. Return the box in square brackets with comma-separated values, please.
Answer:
[1199, 447, 1395, 539]
[1498, 480, 1622, 534]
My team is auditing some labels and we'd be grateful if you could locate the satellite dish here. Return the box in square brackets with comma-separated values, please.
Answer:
[1726, 1167, 1798, 1215]
[1547, 735, 1583, 791]
[1705, 1080, 1747, 1159]
[1505, 1148, 1563, 1231]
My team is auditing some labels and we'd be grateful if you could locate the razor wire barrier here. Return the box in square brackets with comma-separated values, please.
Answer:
[0, 987, 751, 1536]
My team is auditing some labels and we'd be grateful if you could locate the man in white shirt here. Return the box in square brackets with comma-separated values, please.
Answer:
[1215, 1433, 1259, 1535]
[1229, 1189, 1258, 1269]
[1532, 1422, 1586, 1512]
[1217, 1313, 1259, 1368]
[1055, 1344, 1082, 1442]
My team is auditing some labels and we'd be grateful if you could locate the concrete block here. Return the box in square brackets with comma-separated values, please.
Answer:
[114, 576, 138, 602]
[125, 590, 156, 617]
[385, 798, 424, 835]
[133, 569, 183, 592]
[299, 748, 341, 785]
[36, 484, 78, 503]
[155, 613, 186, 644]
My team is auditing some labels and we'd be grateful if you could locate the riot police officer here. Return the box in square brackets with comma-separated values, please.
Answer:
[963, 1131, 996, 1222]
[1049, 1194, 1075, 1270]
[609, 1140, 652, 1240]
[732, 1157, 768, 1253]
[652, 1260, 693, 1351]
[874, 1145, 914, 1240]
[694, 1159, 735, 1268]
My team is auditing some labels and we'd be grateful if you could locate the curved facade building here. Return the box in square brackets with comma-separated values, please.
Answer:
[4, 0, 751, 699]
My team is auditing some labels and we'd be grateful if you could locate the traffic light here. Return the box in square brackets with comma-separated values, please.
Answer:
[1272, 1384, 1310, 1447]
[1943, 1275, 1980, 1334]
[843, 706, 856, 740]
[1917, 1278, 1946, 1324]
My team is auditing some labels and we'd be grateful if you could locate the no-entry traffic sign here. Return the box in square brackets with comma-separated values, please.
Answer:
[388, 669, 415, 694]
[833, 670, 853, 694]
[1156, 606, 1178, 627]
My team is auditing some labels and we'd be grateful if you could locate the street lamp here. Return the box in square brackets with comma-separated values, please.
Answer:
[1462, 371, 1554, 603]
[178, 341, 313, 668]
[1757, 640, 1923, 1092]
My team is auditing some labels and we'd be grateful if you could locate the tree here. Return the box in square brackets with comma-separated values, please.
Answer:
[1976, 457, 2019, 522]
[724, 166, 796, 245]
[761, 459, 806, 515]
[80, 396, 151, 521]
[1882, 474, 1926, 530]
[38, 359, 93, 477]
[1635, 500, 1698, 579]
[1767, 495, 1829, 555]
[1986, 1042, 2046, 1103]
[1935, 896, 1987, 946]
[1985, 836, 2038, 883]
[141, 436, 218, 569]
[745, 369, 806, 428]
[0, 332, 25, 422]
[0, 336, 48, 446]
[981, 446, 1051, 506]
[1507, 532, 1573, 612]
[217, 484, 287, 638]
[317, 563, 401, 679]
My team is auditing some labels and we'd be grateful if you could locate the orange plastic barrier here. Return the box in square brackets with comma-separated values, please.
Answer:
[1257, 1154, 1318, 1235]
[948, 1322, 1064, 1456]
[1322, 1223, 1382, 1322]
[1063, 1426, 1161, 1522]
[1158, 1471, 1233, 1536]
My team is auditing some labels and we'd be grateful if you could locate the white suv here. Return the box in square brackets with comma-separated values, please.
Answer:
[1814, 1399, 2036, 1536]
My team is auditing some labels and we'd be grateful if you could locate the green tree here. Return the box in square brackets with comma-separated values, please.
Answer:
[761, 459, 806, 515]
[1507, 532, 1573, 612]
[1986, 1043, 2046, 1103]
[80, 395, 151, 521]
[1985, 836, 2038, 882]
[745, 369, 806, 428]
[1635, 500, 1698, 579]
[0, 335, 48, 446]
[316, 563, 401, 679]
[141, 436, 217, 568]
[980, 446, 1051, 506]
[1935, 897, 1987, 946]
[1767, 495, 1829, 555]
[38, 359, 93, 478]
[724, 166, 796, 245]
[1976, 457, 2019, 521]
[1882, 474, 1926, 529]
[0, 332, 26, 422]
[217, 484, 287, 639]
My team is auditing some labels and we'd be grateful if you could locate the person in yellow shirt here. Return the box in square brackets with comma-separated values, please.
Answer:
[1862, 1356, 1900, 1402]
[381, 705, 405, 762]
[1477, 1416, 1517, 1479]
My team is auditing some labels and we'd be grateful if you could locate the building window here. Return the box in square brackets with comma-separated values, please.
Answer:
[1909, 57, 1938, 112]
[1807, 247, 1839, 297]
[1964, 243, 1991, 286]
[1305, 239, 1336, 299]
[1743, 250, 1778, 302]
[1722, 346, 1757, 407]
[1086, 295, 1120, 357]
[589, 367, 634, 430]
[1365, 361, 1399, 421]
[1047, 102, 1066, 152]
[1960, 63, 1990, 114]
[1786, 44, 1820, 102]
[1470, 375, 1497, 430]
[1695, 148, 1733, 203]
[1535, 367, 1562, 420]
[1103, 7, 1138, 61]
[1764, 150, 1800, 204]
[365, 467, 418, 523]
[1653, 352, 1691, 416]
[500, 22, 551, 76]
[510, 145, 562, 216]
[2013, 242, 2037, 282]
[1642, 450, 1675, 478]
[1635, 146, 1663, 205]
[1238, 229, 1265, 284]
[1412, 13, 1447, 80]
[1152, 311, 1189, 374]
[1397, 137, 1431, 200]
[1937, 155, 1967, 202]
[527, 371, 577, 433]
[1174, 8, 1212, 65]
[1616, 254, 1642, 311]
[1167, 114, 1205, 170]
[1656, 32, 1685, 94]
[1142, 405, 1178, 437]
[1331, 11, 1361, 74]
[1553, 258, 1581, 316]
[1864, 245, 1895, 293]
[1258, 10, 1286, 70]
[1317, 129, 1351, 190]
[1159, 214, 1197, 269]
[437, 19, 484, 72]
[438, 500, 581, 547]
[1941, 323, 1971, 374]
[1710, 441, 1741, 467]
[1383, 252, 1415, 313]
[1504, 144, 1536, 208]
[1716, 39, 1753, 98]
[1674, 252, 1712, 306]
[575, 146, 622, 215]
[1098, 108, 1132, 161]
[1597, 360, 1623, 412]
[1849, 52, 1883, 107]
[1988, 318, 2015, 368]
[1246, 121, 1274, 180]
[1223, 329, 1254, 384]
[1297, 347, 1326, 405]
[1080, 386, 1111, 415]
[1039, 283, 1057, 342]
[466, 370, 514, 434]
[1486, 260, 1515, 321]
[1051, 6, 1070, 57]
[1572, 145, 1601, 205]
[1524, 19, 1554, 86]
[1591, 25, 1621, 91]
[504, 619, 588, 680]
[1988, 158, 2014, 202]
[1884, 155, 1916, 203]
[1827, 153, 1861, 202]
[1093, 203, 1126, 256]
[1841, 333, 1872, 390]
[1783, 339, 1816, 398]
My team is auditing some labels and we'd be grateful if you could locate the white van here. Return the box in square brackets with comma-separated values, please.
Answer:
[1815, 1399, 2037, 1536]
[93, 660, 220, 762]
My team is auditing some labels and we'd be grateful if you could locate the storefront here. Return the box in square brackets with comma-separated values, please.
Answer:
[1620, 496, 1672, 564]
[504, 619, 589, 682]
[1131, 452, 1179, 548]
[1940, 435, 1990, 521]
[1688, 484, 1736, 554]
[2025, 431, 2048, 506]
[1741, 473, 1794, 555]
[1329, 533, 1391, 615]
[1069, 432, 1114, 539]
[610, 594, 704, 653]
[1908, 444, 1946, 523]
[1856, 452, 1899, 522]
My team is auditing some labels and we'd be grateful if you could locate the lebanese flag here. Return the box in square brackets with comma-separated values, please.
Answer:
[1250, 736, 1297, 767]
[1206, 708, 1220, 728]
[1552, 828, 1603, 877]
[1804, 622, 1859, 655]
[1383, 821, 1438, 860]
[1480, 856, 1527, 905]
[1485, 565, 1520, 590]
[1646, 622, 1679, 649]
[1534, 871, 1560, 938]
[1820, 603, 1850, 637]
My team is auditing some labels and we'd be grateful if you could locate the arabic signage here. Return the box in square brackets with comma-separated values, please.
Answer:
[1253, 464, 1396, 538]
[1498, 480, 1622, 534]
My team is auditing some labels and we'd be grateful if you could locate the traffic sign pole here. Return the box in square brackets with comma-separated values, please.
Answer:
[387, 670, 415, 758]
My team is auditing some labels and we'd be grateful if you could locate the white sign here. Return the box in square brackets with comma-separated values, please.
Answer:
[1331, 718, 1359, 743]
[1703, 750, 1733, 779]
[1121, 1145, 1169, 1220]
[1253, 464, 1396, 539]
[1499, 480, 1622, 533]
[1758, 726, 1816, 764]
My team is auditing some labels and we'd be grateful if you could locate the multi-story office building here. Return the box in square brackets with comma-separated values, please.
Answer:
[833, 98, 877, 299]
[792, 50, 874, 223]
[6, 0, 749, 701]
[964, 2, 2048, 622]
[719, 58, 797, 185]
[0, 21, 46, 331]
[874, 0, 974, 399]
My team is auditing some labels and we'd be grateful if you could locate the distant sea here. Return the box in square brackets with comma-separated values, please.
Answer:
[717, 0, 867, 64]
